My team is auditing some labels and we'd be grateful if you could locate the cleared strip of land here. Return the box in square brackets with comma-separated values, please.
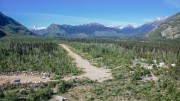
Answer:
[60, 44, 112, 82]
[0, 74, 51, 85]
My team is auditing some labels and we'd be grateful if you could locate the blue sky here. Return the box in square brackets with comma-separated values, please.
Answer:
[0, 0, 180, 28]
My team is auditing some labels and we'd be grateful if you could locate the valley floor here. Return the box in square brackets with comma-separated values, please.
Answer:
[60, 44, 113, 82]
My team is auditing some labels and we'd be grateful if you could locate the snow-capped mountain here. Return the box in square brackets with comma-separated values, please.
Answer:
[123, 24, 139, 29]
[139, 17, 167, 29]
[118, 17, 167, 34]
[134, 17, 167, 34]
[30, 26, 47, 35]
[30, 17, 168, 37]
[147, 13, 180, 39]
[81, 23, 104, 27]
[105, 17, 167, 34]
[106, 24, 139, 29]
[145, 17, 167, 25]
[31, 26, 47, 30]
[106, 25, 124, 29]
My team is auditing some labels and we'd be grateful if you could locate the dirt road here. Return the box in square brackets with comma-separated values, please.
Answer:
[60, 44, 112, 82]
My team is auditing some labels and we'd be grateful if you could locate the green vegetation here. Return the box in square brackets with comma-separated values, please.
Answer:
[57, 79, 96, 94]
[57, 80, 73, 94]
[69, 42, 133, 69]
[0, 37, 180, 100]
[0, 37, 82, 75]
[63, 38, 180, 101]
[67, 40, 180, 75]
[0, 82, 55, 101]
[1, 11, 180, 101]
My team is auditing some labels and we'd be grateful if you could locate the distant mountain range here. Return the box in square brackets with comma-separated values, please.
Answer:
[0, 11, 180, 39]
[31, 17, 166, 37]
[120, 17, 167, 34]
[31, 23, 122, 37]
[0, 12, 33, 37]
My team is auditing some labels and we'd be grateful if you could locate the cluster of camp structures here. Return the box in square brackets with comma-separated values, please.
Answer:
[132, 58, 176, 70]
[7, 71, 52, 83]
[130, 58, 176, 81]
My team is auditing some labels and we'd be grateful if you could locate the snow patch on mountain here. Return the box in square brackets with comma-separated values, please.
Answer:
[123, 24, 140, 29]
[144, 17, 167, 25]
[31, 26, 47, 30]
[106, 25, 124, 29]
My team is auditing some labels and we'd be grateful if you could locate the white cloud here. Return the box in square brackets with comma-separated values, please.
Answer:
[161, 0, 180, 8]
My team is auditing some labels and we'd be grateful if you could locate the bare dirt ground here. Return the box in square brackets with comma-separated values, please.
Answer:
[0, 74, 52, 85]
[61, 85, 94, 101]
[60, 44, 112, 82]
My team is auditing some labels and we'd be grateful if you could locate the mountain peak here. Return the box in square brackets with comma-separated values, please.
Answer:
[106, 25, 124, 29]
[0, 12, 4, 16]
[0, 12, 33, 36]
[146, 17, 167, 24]
[31, 26, 47, 30]
[124, 24, 139, 28]
[147, 12, 180, 39]
[82, 22, 104, 26]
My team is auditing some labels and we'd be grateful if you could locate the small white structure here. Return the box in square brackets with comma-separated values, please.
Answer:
[148, 65, 153, 70]
[141, 58, 146, 62]
[159, 62, 165, 67]
[130, 71, 134, 73]
[42, 72, 50, 79]
[55, 96, 66, 101]
[71, 76, 77, 80]
[171, 64, 176, 67]
[153, 60, 157, 63]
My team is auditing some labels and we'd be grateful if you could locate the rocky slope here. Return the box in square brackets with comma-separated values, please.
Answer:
[147, 13, 180, 39]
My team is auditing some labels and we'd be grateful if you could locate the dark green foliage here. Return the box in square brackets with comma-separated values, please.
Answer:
[3, 90, 20, 101]
[1, 87, 52, 101]
[69, 42, 133, 69]
[57, 80, 73, 94]
[132, 66, 150, 80]
[64, 38, 180, 101]
[0, 37, 82, 75]
[0, 89, 4, 98]
[29, 87, 52, 101]
[0, 37, 180, 101]
[0, 81, 61, 100]
[65, 38, 180, 67]
[0, 30, 6, 37]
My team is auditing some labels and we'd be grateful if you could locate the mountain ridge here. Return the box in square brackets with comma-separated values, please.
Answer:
[1, 11, 179, 39]
[31, 17, 166, 37]
[0, 12, 34, 37]
[147, 12, 180, 39]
